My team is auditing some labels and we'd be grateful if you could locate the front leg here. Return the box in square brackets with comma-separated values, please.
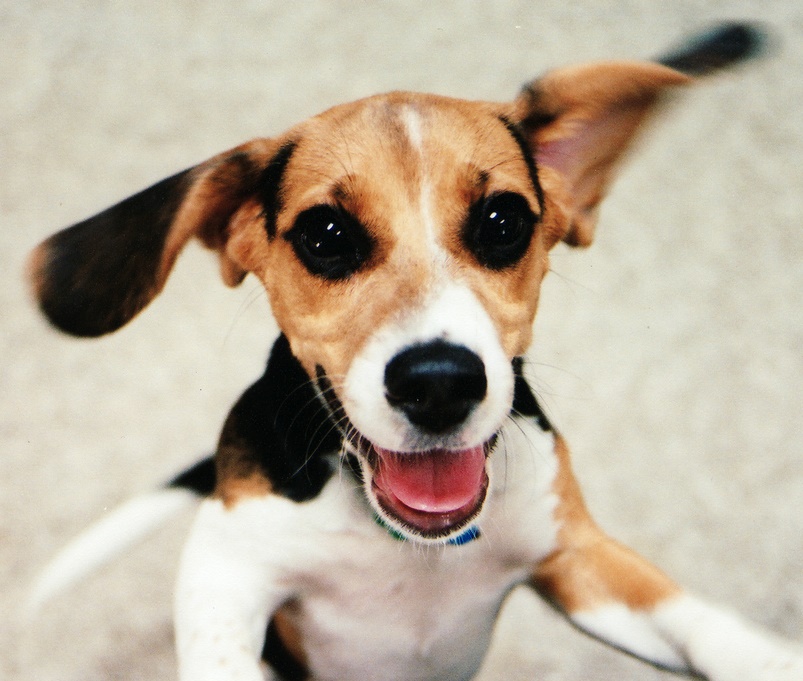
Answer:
[532, 435, 803, 680]
[175, 497, 291, 681]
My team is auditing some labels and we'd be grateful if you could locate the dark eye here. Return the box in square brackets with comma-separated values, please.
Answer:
[464, 192, 537, 269]
[285, 206, 373, 280]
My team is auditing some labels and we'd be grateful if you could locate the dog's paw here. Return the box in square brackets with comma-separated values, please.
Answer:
[731, 644, 803, 681]
[655, 596, 803, 681]
[691, 632, 803, 681]
[693, 626, 803, 681]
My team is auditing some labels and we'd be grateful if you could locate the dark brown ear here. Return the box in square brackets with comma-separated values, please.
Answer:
[513, 23, 765, 247]
[28, 138, 283, 337]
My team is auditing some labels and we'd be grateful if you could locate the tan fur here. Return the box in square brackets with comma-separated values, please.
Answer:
[251, 94, 551, 380]
[516, 62, 691, 246]
[532, 435, 681, 612]
[214, 473, 272, 509]
[272, 604, 309, 672]
[212, 405, 274, 507]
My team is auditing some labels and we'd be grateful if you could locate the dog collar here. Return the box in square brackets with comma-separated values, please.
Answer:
[373, 514, 481, 546]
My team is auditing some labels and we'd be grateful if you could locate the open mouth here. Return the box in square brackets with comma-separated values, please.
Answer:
[315, 366, 492, 541]
[366, 442, 490, 539]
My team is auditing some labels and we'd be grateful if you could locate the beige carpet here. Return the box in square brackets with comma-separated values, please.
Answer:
[3, 2, 801, 679]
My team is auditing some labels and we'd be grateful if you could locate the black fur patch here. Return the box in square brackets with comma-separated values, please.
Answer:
[216, 334, 341, 502]
[658, 23, 766, 76]
[168, 456, 216, 496]
[260, 142, 297, 240]
[498, 116, 546, 216]
[262, 616, 309, 680]
[511, 357, 552, 432]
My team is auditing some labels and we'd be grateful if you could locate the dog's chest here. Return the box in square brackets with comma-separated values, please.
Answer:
[291, 539, 524, 681]
[273, 419, 559, 681]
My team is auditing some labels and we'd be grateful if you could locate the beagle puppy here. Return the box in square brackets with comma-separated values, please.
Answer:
[29, 24, 803, 681]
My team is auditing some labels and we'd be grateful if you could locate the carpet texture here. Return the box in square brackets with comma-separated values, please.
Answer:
[2, 2, 801, 680]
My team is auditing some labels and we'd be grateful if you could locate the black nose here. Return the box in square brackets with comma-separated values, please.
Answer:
[384, 341, 487, 434]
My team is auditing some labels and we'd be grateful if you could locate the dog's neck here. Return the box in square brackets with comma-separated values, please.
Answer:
[372, 511, 482, 546]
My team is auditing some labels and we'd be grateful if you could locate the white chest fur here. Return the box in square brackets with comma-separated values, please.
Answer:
[291, 536, 523, 681]
[175, 417, 559, 681]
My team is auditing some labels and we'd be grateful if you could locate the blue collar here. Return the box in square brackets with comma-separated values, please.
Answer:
[373, 514, 481, 546]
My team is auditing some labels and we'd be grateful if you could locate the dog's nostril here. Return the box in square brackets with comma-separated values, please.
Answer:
[384, 341, 487, 434]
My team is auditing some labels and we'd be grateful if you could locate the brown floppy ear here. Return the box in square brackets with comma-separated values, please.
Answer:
[515, 62, 689, 247]
[28, 138, 289, 337]
[514, 23, 765, 247]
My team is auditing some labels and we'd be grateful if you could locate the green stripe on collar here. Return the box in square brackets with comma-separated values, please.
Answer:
[373, 513, 481, 546]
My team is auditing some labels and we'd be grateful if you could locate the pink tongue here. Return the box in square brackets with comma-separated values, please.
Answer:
[373, 445, 486, 513]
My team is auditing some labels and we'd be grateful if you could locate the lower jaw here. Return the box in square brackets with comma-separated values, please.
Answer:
[371, 483, 488, 540]
[365, 442, 491, 540]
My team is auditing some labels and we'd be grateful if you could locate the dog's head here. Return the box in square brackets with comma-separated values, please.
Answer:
[28, 26, 761, 542]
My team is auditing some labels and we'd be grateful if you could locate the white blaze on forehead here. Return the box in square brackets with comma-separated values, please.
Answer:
[399, 105, 442, 262]
[400, 105, 424, 152]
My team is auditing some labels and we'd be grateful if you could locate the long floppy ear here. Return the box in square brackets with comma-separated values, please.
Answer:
[513, 23, 765, 247]
[28, 138, 289, 337]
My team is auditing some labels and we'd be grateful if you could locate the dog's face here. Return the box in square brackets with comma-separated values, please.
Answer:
[29, 61, 692, 541]
[257, 94, 550, 374]
[256, 94, 554, 539]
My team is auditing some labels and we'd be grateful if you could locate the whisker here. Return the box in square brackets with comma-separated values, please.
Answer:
[221, 283, 270, 350]
[545, 263, 595, 297]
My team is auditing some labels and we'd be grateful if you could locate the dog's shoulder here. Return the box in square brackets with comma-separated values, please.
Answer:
[213, 334, 342, 507]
